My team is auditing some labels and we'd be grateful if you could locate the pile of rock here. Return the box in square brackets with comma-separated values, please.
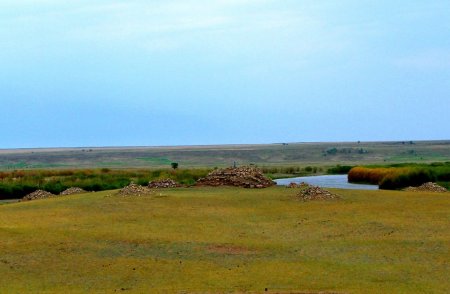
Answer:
[60, 187, 87, 195]
[286, 182, 309, 188]
[118, 183, 153, 196]
[196, 166, 275, 188]
[297, 184, 339, 201]
[22, 190, 55, 201]
[403, 182, 448, 193]
[148, 179, 181, 188]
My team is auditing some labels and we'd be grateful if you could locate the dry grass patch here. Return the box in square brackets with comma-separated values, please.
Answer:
[0, 187, 449, 293]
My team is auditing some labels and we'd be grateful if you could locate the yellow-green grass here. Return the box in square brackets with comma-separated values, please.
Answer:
[0, 187, 449, 293]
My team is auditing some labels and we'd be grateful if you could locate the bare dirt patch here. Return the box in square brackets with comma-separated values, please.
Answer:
[206, 244, 258, 255]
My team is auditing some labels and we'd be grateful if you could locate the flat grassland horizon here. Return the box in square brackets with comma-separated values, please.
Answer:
[1, 140, 450, 170]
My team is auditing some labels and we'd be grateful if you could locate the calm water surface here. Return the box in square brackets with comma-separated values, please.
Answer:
[275, 174, 378, 190]
[0, 199, 19, 204]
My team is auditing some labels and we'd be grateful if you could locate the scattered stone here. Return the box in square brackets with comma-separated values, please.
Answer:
[286, 182, 309, 188]
[287, 182, 299, 188]
[118, 183, 153, 196]
[148, 178, 181, 188]
[22, 190, 56, 201]
[196, 166, 275, 188]
[403, 182, 448, 193]
[297, 184, 339, 201]
[60, 187, 87, 195]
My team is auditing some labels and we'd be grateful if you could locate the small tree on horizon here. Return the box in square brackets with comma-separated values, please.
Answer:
[171, 162, 179, 170]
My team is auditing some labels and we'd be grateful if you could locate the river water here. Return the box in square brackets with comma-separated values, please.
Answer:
[0, 199, 19, 204]
[275, 174, 378, 190]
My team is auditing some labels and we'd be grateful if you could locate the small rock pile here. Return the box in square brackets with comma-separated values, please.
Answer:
[403, 182, 448, 193]
[22, 190, 55, 201]
[196, 166, 275, 188]
[118, 183, 153, 196]
[287, 182, 309, 188]
[297, 184, 339, 201]
[148, 179, 181, 188]
[60, 187, 87, 195]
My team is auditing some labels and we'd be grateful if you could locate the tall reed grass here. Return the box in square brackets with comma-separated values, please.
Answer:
[348, 163, 450, 190]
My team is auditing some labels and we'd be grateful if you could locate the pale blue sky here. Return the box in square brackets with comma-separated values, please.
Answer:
[1, 0, 449, 148]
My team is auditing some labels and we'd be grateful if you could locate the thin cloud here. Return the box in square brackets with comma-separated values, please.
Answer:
[394, 49, 450, 70]
[67, 1, 294, 40]
[60, 1, 319, 57]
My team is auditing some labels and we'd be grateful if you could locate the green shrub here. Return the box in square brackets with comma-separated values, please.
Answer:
[0, 168, 211, 199]
[327, 165, 354, 174]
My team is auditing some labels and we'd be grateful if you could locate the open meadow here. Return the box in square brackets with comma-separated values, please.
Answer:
[1, 187, 449, 293]
[1, 140, 450, 170]
[3, 0, 450, 293]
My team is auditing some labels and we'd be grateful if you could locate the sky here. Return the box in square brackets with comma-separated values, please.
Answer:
[1, 0, 449, 148]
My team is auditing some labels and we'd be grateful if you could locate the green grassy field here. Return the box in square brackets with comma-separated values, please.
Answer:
[1, 187, 449, 293]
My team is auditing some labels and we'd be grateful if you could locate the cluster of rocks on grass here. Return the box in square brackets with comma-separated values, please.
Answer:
[196, 166, 275, 188]
[22, 190, 55, 201]
[22, 187, 88, 201]
[296, 184, 339, 201]
[403, 182, 448, 193]
[60, 187, 87, 195]
[118, 183, 153, 196]
[148, 179, 181, 188]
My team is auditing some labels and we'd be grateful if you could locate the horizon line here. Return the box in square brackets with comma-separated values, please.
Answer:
[1, 139, 449, 151]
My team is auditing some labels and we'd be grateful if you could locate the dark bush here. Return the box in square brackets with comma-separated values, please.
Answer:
[379, 168, 434, 189]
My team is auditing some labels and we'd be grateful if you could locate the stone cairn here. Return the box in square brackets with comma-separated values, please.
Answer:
[148, 179, 181, 188]
[296, 184, 339, 201]
[22, 190, 55, 201]
[60, 187, 87, 195]
[403, 182, 448, 193]
[118, 182, 153, 196]
[196, 166, 275, 188]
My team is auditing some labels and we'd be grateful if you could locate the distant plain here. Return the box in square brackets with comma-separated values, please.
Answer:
[1, 140, 449, 170]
